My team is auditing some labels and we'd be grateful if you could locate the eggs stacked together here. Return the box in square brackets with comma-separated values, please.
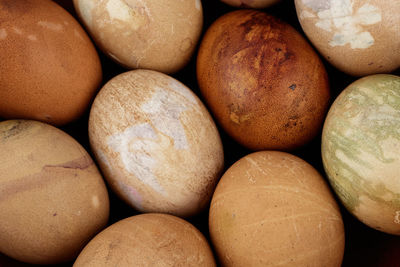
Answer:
[0, 0, 399, 266]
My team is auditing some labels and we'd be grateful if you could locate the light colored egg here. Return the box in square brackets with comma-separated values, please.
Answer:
[0, 0, 102, 125]
[0, 120, 109, 265]
[73, 213, 216, 266]
[295, 0, 400, 76]
[197, 10, 330, 151]
[73, 0, 203, 74]
[209, 151, 345, 266]
[89, 69, 224, 217]
[322, 74, 400, 235]
[220, 0, 281, 9]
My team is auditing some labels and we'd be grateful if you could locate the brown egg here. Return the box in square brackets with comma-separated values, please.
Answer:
[74, 213, 216, 266]
[209, 151, 345, 266]
[89, 69, 224, 217]
[73, 0, 203, 74]
[0, 0, 102, 126]
[0, 120, 110, 265]
[197, 10, 330, 151]
[295, 0, 400, 76]
[220, 0, 281, 9]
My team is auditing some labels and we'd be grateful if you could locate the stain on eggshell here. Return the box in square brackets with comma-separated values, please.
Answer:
[295, 0, 400, 76]
[0, 0, 102, 126]
[89, 69, 224, 218]
[73, 0, 203, 74]
[0, 120, 110, 265]
[197, 10, 330, 151]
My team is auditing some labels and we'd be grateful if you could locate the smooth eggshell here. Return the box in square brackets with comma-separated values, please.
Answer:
[0, 120, 110, 265]
[295, 0, 400, 76]
[197, 10, 330, 151]
[322, 74, 400, 235]
[73, 213, 216, 266]
[89, 69, 224, 217]
[209, 151, 345, 266]
[0, 0, 102, 126]
[73, 0, 203, 74]
[220, 0, 281, 9]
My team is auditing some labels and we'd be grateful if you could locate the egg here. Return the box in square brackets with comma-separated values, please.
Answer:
[197, 10, 330, 151]
[89, 69, 224, 217]
[0, 0, 102, 126]
[73, 0, 203, 74]
[322, 74, 400, 235]
[295, 0, 400, 76]
[0, 120, 110, 265]
[220, 0, 281, 9]
[74, 213, 216, 266]
[209, 151, 345, 266]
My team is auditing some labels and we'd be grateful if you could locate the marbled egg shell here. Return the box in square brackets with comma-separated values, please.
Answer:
[322, 74, 400, 235]
[89, 69, 224, 217]
[0, 120, 109, 265]
[73, 0, 203, 74]
[74, 213, 216, 266]
[0, 0, 102, 125]
[197, 10, 330, 151]
[295, 0, 400, 76]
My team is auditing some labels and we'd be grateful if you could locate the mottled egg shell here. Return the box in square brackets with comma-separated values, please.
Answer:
[220, 0, 281, 9]
[0, 0, 102, 126]
[89, 69, 224, 217]
[197, 10, 330, 151]
[209, 151, 345, 266]
[73, 0, 203, 74]
[74, 213, 216, 266]
[0, 120, 110, 265]
[322, 74, 400, 235]
[295, 0, 400, 76]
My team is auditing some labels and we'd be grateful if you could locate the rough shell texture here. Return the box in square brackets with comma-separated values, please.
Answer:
[197, 10, 330, 151]
[295, 0, 400, 76]
[209, 151, 345, 266]
[0, 0, 102, 126]
[89, 69, 224, 217]
[220, 0, 281, 9]
[0, 120, 109, 265]
[73, 0, 203, 74]
[73, 213, 216, 266]
[322, 74, 400, 235]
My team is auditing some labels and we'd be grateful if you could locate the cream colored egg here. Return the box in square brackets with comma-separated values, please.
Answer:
[295, 0, 400, 76]
[0, 120, 109, 265]
[73, 213, 216, 266]
[89, 69, 224, 217]
[73, 0, 203, 74]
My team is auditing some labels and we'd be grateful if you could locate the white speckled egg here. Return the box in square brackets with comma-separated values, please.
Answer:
[89, 69, 224, 217]
[295, 0, 400, 76]
[73, 0, 203, 74]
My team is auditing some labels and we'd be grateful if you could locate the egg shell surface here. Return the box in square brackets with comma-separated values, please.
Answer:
[0, 120, 110, 265]
[295, 0, 400, 76]
[0, 0, 102, 126]
[322, 74, 400, 235]
[197, 9, 330, 151]
[220, 0, 281, 9]
[209, 151, 345, 266]
[89, 69, 224, 217]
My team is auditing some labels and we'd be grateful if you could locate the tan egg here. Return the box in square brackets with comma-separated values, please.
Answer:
[295, 0, 400, 76]
[197, 10, 330, 151]
[209, 151, 345, 266]
[73, 213, 216, 266]
[0, 120, 110, 265]
[220, 0, 281, 9]
[0, 0, 102, 126]
[89, 69, 224, 217]
[73, 0, 203, 74]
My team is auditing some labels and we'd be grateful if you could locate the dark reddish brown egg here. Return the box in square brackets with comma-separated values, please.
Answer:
[197, 9, 330, 151]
